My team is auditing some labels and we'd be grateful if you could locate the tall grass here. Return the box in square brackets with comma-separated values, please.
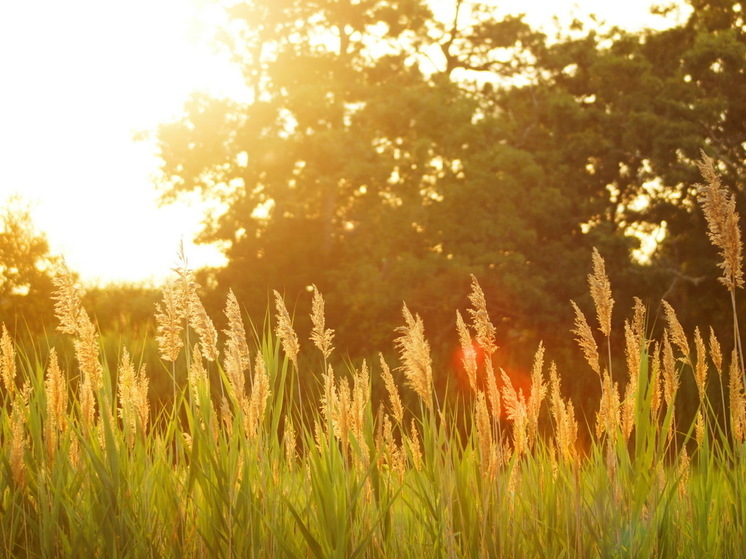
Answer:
[2, 154, 746, 557]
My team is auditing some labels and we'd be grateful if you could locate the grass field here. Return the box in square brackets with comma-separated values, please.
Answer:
[1, 154, 746, 557]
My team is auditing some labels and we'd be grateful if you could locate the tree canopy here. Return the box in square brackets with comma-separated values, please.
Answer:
[153, 0, 746, 369]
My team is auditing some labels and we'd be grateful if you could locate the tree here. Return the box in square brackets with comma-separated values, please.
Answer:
[154, 0, 746, 374]
[152, 1, 646, 366]
[0, 198, 59, 332]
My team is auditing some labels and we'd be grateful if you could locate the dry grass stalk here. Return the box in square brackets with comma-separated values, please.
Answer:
[596, 370, 620, 439]
[51, 261, 82, 336]
[527, 343, 546, 448]
[188, 344, 209, 407]
[407, 418, 423, 471]
[1, 324, 16, 397]
[662, 333, 680, 442]
[245, 353, 270, 440]
[589, 248, 614, 337]
[117, 349, 150, 447]
[224, 289, 251, 385]
[467, 275, 497, 355]
[695, 411, 705, 445]
[678, 446, 691, 500]
[44, 348, 68, 460]
[622, 321, 639, 440]
[650, 342, 662, 418]
[696, 151, 744, 291]
[550, 364, 579, 464]
[155, 281, 184, 362]
[475, 391, 496, 479]
[10, 395, 26, 488]
[571, 301, 601, 376]
[662, 300, 691, 364]
[456, 310, 478, 393]
[485, 358, 501, 425]
[310, 285, 335, 360]
[395, 304, 433, 410]
[379, 354, 404, 426]
[273, 290, 300, 368]
[693, 327, 708, 403]
[729, 349, 746, 443]
[188, 289, 219, 362]
[351, 361, 371, 467]
[709, 327, 723, 377]
[284, 416, 296, 470]
[74, 309, 104, 391]
[500, 368, 527, 456]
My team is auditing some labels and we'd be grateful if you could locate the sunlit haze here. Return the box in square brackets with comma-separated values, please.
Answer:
[0, 0, 689, 285]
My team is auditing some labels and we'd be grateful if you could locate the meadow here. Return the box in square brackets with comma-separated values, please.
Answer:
[1, 153, 746, 557]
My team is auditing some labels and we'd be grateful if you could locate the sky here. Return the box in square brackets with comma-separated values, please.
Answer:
[0, 0, 690, 286]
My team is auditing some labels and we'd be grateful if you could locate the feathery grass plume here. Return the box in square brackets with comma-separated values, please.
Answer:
[379, 354, 404, 426]
[188, 343, 208, 406]
[475, 390, 496, 480]
[467, 275, 497, 355]
[709, 327, 723, 377]
[588, 248, 614, 337]
[695, 411, 705, 445]
[548, 361, 577, 462]
[622, 320, 640, 439]
[333, 377, 352, 460]
[501, 367, 528, 456]
[79, 374, 96, 432]
[407, 418, 423, 472]
[571, 301, 600, 376]
[395, 303, 434, 410]
[273, 290, 299, 368]
[1, 323, 16, 397]
[118, 348, 149, 447]
[596, 370, 620, 439]
[223, 289, 251, 371]
[284, 416, 296, 470]
[51, 260, 82, 335]
[729, 349, 746, 443]
[351, 361, 370, 465]
[321, 364, 335, 430]
[74, 309, 104, 391]
[662, 300, 691, 364]
[693, 327, 708, 403]
[456, 310, 478, 393]
[310, 284, 334, 360]
[485, 358, 501, 425]
[678, 446, 691, 500]
[188, 288, 219, 362]
[245, 353, 270, 441]
[10, 394, 27, 488]
[44, 348, 68, 460]
[559, 399, 579, 464]
[697, 151, 744, 291]
[220, 395, 234, 436]
[662, 332, 680, 442]
[155, 280, 184, 362]
[650, 342, 662, 418]
[527, 343, 546, 448]
[223, 299, 248, 408]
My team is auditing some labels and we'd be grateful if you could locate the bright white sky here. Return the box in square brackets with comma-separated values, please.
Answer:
[0, 0, 689, 286]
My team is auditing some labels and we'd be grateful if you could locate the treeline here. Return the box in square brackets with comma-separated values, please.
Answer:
[3, 1, 746, 414]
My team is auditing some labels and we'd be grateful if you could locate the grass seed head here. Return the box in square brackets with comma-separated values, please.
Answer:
[273, 290, 300, 368]
[395, 303, 433, 410]
[589, 248, 614, 337]
[1, 324, 16, 397]
[467, 275, 497, 355]
[310, 284, 335, 359]
[571, 301, 600, 376]
[697, 151, 744, 291]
